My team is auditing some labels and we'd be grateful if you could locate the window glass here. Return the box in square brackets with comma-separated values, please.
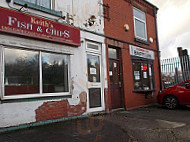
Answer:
[89, 88, 101, 108]
[4, 48, 69, 97]
[133, 8, 147, 40]
[141, 63, 150, 90]
[87, 54, 100, 82]
[108, 48, 117, 59]
[179, 80, 190, 87]
[42, 52, 69, 93]
[23, 0, 51, 9]
[135, 19, 146, 39]
[4, 48, 39, 96]
[133, 62, 142, 90]
[87, 43, 99, 51]
[133, 61, 154, 91]
[133, 8, 146, 21]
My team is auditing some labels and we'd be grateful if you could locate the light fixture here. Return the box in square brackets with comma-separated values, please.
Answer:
[88, 15, 96, 26]
[149, 37, 154, 43]
[124, 24, 129, 31]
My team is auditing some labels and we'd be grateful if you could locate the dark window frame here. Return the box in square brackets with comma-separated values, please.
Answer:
[14, 0, 62, 17]
[132, 58, 155, 92]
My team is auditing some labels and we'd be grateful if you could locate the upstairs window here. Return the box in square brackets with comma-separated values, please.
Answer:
[14, 0, 62, 17]
[133, 8, 147, 41]
[22, 0, 51, 9]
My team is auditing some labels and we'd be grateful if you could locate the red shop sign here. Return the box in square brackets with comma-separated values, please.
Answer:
[0, 7, 80, 46]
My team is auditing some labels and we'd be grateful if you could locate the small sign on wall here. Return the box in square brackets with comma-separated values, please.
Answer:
[134, 71, 140, 80]
[130, 45, 154, 60]
[90, 68, 96, 75]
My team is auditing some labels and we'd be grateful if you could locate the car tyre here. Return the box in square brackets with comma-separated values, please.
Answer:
[163, 96, 178, 109]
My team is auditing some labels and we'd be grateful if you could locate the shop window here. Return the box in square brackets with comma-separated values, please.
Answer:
[132, 61, 154, 91]
[4, 48, 69, 97]
[42, 52, 69, 93]
[4, 48, 39, 95]
[133, 7, 147, 41]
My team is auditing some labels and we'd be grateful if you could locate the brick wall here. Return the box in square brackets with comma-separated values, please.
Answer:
[103, 0, 160, 109]
[35, 92, 87, 122]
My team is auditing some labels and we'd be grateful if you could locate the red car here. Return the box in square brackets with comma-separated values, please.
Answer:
[158, 79, 190, 109]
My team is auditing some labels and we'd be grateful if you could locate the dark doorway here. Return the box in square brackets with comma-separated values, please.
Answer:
[108, 47, 123, 109]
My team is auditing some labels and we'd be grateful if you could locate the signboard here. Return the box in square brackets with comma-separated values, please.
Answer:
[0, 7, 80, 46]
[130, 45, 154, 60]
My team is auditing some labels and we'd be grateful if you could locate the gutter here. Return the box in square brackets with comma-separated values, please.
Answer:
[154, 7, 162, 90]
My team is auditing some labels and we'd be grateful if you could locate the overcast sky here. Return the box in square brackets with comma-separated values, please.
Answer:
[147, 0, 190, 59]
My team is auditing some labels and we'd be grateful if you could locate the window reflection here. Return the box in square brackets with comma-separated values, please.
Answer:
[42, 52, 69, 93]
[23, 0, 51, 9]
[135, 19, 146, 39]
[4, 48, 39, 95]
[108, 48, 117, 59]
[87, 54, 100, 82]
[133, 61, 154, 91]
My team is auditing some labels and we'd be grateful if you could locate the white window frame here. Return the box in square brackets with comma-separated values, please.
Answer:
[85, 41, 105, 113]
[86, 42, 101, 54]
[133, 7, 147, 41]
[1, 47, 71, 100]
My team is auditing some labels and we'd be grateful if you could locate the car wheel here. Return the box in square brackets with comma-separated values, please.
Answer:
[163, 96, 178, 109]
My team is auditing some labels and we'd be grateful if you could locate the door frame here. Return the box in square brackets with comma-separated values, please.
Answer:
[108, 46, 124, 109]
[86, 41, 105, 113]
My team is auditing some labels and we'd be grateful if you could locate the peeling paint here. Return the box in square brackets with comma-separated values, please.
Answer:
[35, 92, 87, 122]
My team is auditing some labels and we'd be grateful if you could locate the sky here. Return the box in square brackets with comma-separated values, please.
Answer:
[147, 0, 190, 59]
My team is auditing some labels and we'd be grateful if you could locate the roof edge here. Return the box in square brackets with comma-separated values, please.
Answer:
[144, 0, 159, 10]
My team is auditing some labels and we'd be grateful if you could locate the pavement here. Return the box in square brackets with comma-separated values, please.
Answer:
[0, 105, 190, 142]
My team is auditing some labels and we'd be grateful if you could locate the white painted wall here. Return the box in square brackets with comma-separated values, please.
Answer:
[56, 0, 104, 33]
[0, 0, 107, 128]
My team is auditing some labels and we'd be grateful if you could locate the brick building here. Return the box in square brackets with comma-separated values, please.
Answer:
[103, 0, 161, 110]
[0, 0, 160, 131]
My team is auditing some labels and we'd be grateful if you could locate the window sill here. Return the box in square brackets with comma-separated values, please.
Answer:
[133, 89, 156, 93]
[14, 0, 62, 17]
[0, 95, 71, 104]
[135, 38, 150, 46]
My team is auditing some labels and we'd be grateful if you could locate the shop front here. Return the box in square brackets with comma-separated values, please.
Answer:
[0, 6, 107, 129]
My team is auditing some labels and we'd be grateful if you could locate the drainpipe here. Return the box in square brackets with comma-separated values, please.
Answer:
[154, 7, 162, 90]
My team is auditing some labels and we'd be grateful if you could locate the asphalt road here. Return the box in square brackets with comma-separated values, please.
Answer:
[0, 105, 190, 142]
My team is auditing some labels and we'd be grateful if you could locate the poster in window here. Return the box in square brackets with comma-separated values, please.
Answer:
[93, 76, 97, 82]
[114, 62, 117, 68]
[135, 75, 140, 80]
[134, 71, 140, 80]
[109, 71, 113, 76]
[143, 72, 147, 79]
[91, 59, 96, 67]
[149, 67, 152, 76]
[90, 68, 96, 75]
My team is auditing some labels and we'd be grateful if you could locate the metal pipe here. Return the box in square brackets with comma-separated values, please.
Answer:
[153, 7, 162, 90]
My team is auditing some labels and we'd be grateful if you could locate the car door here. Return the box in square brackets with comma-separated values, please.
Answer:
[176, 81, 190, 105]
